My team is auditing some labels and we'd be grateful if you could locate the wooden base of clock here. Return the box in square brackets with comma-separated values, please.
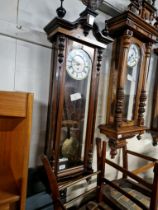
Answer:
[99, 124, 146, 139]
[99, 124, 146, 158]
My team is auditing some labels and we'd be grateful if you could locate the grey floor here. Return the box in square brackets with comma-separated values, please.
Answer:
[26, 192, 53, 210]
[26, 167, 53, 210]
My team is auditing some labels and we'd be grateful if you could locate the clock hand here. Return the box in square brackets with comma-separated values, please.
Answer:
[73, 59, 81, 66]
[128, 52, 135, 61]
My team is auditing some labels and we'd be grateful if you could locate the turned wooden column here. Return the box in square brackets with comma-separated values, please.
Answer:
[115, 30, 133, 128]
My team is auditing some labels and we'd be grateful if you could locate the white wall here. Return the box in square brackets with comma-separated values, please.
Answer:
[0, 0, 158, 175]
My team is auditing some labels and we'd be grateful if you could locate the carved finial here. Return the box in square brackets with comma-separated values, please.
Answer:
[137, 134, 142, 140]
[138, 90, 147, 126]
[102, 21, 109, 36]
[146, 0, 156, 5]
[130, 0, 142, 7]
[152, 0, 156, 6]
[154, 16, 158, 29]
[109, 139, 118, 159]
[152, 136, 158, 146]
[79, 7, 98, 36]
[81, 0, 103, 11]
[56, 0, 66, 18]
[146, 0, 152, 4]
[128, 0, 142, 15]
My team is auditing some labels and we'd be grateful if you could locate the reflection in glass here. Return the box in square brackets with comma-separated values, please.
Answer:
[124, 44, 141, 121]
[58, 42, 93, 171]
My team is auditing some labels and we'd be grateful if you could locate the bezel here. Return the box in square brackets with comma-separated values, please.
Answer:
[127, 44, 140, 67]
[66, 48, 92, 80]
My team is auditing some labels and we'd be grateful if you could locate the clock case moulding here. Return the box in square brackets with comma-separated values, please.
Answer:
[99, 0, 158, 158]
[150, 48, 158, 146]
[44, 7, 113, 180]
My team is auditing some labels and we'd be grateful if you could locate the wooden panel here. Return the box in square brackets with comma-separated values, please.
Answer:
[10, 94, 33, 210]
[0, 91, 27, 117]
[0, 204, 9, 210]
[0, 202, 18, 210]
[0, 170, 19, 206]
[0, 192, 19, 205]
[0, 91, 33, 210]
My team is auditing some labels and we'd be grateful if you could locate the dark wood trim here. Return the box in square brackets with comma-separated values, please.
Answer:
[105, 159, 152, 189]
[103, 178, 149, 210]
[59, 171, 100, 190]
[149, 48, 158, 145]
[122, 143, 128, 178]
[127, 150, 158, 162]
[150, 162, 158, 210]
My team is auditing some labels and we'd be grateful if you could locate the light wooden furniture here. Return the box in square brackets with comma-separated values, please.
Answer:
[0, 91, 33, 210]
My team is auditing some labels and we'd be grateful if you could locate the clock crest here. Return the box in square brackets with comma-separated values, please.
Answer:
[81, 0, 103, 10]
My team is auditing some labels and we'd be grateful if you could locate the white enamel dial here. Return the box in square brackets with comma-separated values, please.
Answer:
[127, 44, 140, 67]
[66, 49, 91, 80]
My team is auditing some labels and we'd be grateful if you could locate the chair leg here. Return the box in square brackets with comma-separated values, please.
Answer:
[96, 139, 106, 202]
[122, 142, 128, 179]
[150, 162, 158, 210]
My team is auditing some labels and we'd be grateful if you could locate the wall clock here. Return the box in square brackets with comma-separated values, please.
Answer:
[99, 0, 158, 158]
[44, 6, 112, 179]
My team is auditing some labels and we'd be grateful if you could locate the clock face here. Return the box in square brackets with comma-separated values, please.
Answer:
[66, 49, 92, 80]
[127, 44, 140, 67]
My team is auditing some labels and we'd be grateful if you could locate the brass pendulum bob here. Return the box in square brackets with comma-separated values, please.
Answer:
[62, 125, 79, 163]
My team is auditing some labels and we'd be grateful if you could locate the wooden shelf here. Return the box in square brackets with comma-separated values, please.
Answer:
[0, 169, 19, 205]
[0, 170, 19, 210]
[0, 192, 19, 206]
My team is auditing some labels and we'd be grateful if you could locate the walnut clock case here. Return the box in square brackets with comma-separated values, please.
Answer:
[44, 8, 112, 180]
[99, 0, 158, 158]
[150, 48, 158, 146]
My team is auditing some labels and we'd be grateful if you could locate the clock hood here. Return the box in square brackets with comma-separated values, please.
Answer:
[44, 7, 113, 48]
[106, 0, 158, 43]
